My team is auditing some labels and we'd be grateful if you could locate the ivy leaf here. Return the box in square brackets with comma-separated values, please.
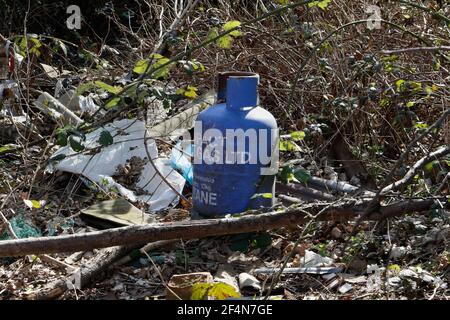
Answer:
[290, 131, 306, 141]
[68, 136, 85, 152]
[98, 131, 113, 147]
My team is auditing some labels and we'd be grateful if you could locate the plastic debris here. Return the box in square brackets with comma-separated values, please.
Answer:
[214, 265, 239, 292]
[254, 266, 342, 275]
[57, 90, 100, 116]
[170, 141, 193, 185]
[47, 119, 186, 212]
[238, 273, 261, 291]
[338, 283, 353, 294]
[81, 199, 155, 228]
[0, 215, 41, 240]
[35, 92, 83, 125]
[299, 250, 334, 268]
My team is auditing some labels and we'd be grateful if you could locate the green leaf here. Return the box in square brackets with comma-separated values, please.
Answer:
[133, 59, 149, 75]
[395, 79, 405, 92]
[105, 97, 121, 109]
[23, 199, 43, 209]
[50, 154, 66, 162]
[217, 35, 234, 49]
[294, 168, 311, 184]
[98, 131, 113, 147]
[68, 136, 85, 152]
[250, 193, 273, 199]
[279, 140, 299, 152]
[290, 131, 306, 141]
[223, 20, 242, 37]
[94, 81, 121, 94]
[191, 283, 211, 300]
[207, 282, 241, 300]
[414, 122, 428, 130]
[308, 0, 332, 10]
[148, 53, 173, 79]
[424, 161, 437, 171]
[191, 282, 240, 300]
[75, 82, 96, 96]
[406, 101, 415, 108]
[279, 166, 295, 184]
[207, 27, 220, 42]
[56, 130, 68, 146]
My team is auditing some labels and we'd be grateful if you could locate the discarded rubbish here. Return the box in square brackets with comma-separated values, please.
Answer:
[166, 272, 214, 300]
[238, 273, 261, 291]
[170, 141, 193, 185]
[299, 250, 334, 268]
[147, 91, 215, 141]
[0, 215, 41, 240]
[81, 199, 155, 228]
[47, 119, 185, 211]
[193, 72, 278, 216]
[57, 89, 100, 116]
[0, 80, 19, 102]
[214, 265, 239, 292]
[254, 266, 342, 275]
[35, 92, 83, 126]
[338, 283, 352, 294]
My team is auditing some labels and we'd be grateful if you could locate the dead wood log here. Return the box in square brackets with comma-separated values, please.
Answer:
[0, 198, 448, 258]
[24, 245, 137, 300]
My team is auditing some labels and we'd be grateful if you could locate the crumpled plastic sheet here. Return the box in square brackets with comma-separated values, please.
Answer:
[46, 119, 186, 212]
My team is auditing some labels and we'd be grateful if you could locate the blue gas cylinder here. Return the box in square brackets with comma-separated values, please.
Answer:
[193, 72, 278, 217]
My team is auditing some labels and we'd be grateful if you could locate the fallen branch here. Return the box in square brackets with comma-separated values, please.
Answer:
[0, 198, 448, 258]
[381, 145, 450, 195]
[381, 46, 450, 55]
[24, 245, 137, 300]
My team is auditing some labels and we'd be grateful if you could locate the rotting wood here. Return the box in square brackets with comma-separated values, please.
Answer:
[0, 198, 448, 258]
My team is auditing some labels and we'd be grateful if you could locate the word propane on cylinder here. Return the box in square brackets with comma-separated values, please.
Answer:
[193, 71, 279, 217]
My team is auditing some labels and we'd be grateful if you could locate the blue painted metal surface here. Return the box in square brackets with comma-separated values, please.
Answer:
[193, 72, 278, 217]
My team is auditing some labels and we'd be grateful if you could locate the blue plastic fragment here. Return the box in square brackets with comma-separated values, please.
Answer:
[170, 141, 193, 185]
